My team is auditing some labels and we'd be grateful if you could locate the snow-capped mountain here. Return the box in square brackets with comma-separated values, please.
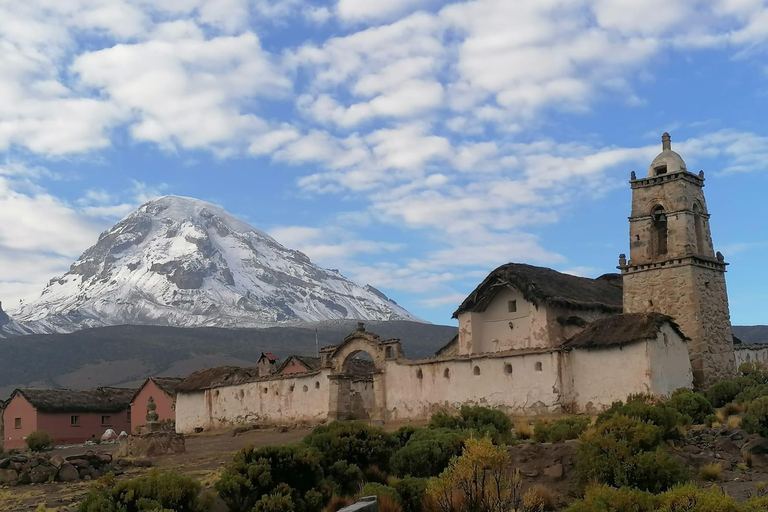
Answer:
[2, 196, 421, 336]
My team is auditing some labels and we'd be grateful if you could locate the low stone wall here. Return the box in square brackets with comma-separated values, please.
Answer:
[118, 432, 186, 458]
[0, 450, 115, 486]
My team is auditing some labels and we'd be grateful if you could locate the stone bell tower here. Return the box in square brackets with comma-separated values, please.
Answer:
[619, 132, 735, 389]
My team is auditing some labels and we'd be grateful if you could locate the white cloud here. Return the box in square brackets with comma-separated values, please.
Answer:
[336, 0, 431, 23]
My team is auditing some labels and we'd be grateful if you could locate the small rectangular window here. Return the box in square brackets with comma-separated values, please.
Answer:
[71, 415, 80, 426]
[508, 300, 517, 313]
[101, 415, 111, 426]
[127, 411, 131, 422]
[14, 418, 21, 429]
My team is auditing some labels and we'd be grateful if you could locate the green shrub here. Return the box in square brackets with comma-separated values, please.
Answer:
[303, 421, 399, 471]
[563, 485, 661, 512]
[741, 396, 768, 438]
[392, 478, 427, 512]
[740, 362, 768, 384]
[254, 491, 296, 512]
[327, 461, 363, 495]
[704, 414, 718, 427]
[734, 383, 768, 404]
[394, 426, 418, 447]
[25, 430, 53, 452]
[666, 388, 714, 424]
[78, 470, 211, 512]
[532, 417, 590, 443]
[706, 376, 755, 407]
[390, 428, 465, 478]
[596, 398, 684, 439]
[577, 415, 688, 493]
[215, 443, 326, 512]
[428, 405, 513, 444]
[359, 483, 400, 504]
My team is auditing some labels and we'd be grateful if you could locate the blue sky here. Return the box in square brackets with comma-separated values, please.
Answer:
[0, 0, 767, 327]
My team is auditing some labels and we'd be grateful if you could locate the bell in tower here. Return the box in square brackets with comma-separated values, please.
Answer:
[620, 133, 735, 389]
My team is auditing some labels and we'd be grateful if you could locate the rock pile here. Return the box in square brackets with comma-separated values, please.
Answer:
[0, 450, 117, 486]
[117, 431, 186, 458]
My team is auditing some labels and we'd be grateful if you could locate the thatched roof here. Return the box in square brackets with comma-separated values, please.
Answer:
[138, 377, 184, 399]
[563, 313, 687, 350]
[177, 366, 258, 393]
[453, 263, 623, 318]
[277, 355, 321, 374]
[12, 387, 135, 413]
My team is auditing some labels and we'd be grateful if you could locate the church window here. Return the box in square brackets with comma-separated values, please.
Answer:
[263, 388, 268, 394]
[535, 362, 543, 372]
[651, 206, 668, 256]
[315, 381, 320, 389]
[654, 165, 668, 175]
[508, 300, 517, 313]
[416, 369, 423, 379]
[443, 368, 450, 379]
[303, 385, 308, 392]
[473, 366, 481, 375]
[504, 363, 513, 374]
[386, 347, 394, 358]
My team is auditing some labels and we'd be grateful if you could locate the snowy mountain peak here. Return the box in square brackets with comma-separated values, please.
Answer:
[3, 196, 421, 336]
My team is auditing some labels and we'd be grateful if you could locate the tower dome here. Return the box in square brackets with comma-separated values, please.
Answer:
[647, 132, 687, 177]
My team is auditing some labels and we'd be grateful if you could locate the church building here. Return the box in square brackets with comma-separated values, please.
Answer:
[173, 133, 752, 433]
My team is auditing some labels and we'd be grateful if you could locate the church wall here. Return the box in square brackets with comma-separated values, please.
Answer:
[349, 379, 375, 419]
[567, 341, 655, 413]
[382, 351, 564, 420]
[457, 288, 552, 354]
[543, 307, 614, 347]
[175, 371, 331, 433]
[647, 324, 695, 395]
[623, 263, 734, 388]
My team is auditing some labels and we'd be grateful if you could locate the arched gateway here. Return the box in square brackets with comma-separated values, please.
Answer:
[320, 323, 403, 424]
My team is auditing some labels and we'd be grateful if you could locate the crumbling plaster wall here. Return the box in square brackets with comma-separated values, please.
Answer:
[735, 346, 768, 368]
[175, 371, 331, 433]
[647, 323, 695, 395]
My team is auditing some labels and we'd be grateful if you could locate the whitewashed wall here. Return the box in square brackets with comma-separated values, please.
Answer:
[176, 370, 331, 433]
[647, 324, 694, 395]
[734, 345, 768, 369]
[383, 350, 564, 420]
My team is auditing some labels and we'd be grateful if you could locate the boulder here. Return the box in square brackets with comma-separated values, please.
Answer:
[49, 455, 66, 468]
[0, 468, 19, 485]
[543, 464, 564, 480]
[742, 438, 768, 456]
[58, 463, 79, 482]
[29, 464, 57, 484]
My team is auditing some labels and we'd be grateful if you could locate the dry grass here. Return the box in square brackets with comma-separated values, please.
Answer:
[324, 495, 355, 512]
[720, 403, 745, 419]
[700, 462, 723, 481]
[516, 421, 534, 440]
[378, 494, 403, 512]
[738, 462, 749, 471]
[742, 451, 754, 468]
[525, 484, 561, 511]
[727, 416, 742, 428]
[0, 490, 47, 512]
[364, 465, 389, 485]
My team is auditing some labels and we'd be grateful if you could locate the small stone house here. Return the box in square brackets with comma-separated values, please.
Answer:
[130, 377, 184, 434]
[2, 388, 134, 449]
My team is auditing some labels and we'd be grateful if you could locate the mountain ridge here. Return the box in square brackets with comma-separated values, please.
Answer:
[2, 196, 420, 337]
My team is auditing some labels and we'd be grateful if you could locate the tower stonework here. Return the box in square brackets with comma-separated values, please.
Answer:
[620, 133, 735, 389]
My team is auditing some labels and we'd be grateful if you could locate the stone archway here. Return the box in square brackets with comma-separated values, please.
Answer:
[322, 324, 402, 424]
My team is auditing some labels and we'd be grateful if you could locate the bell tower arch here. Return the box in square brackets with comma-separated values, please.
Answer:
[620, 133, 735, 388]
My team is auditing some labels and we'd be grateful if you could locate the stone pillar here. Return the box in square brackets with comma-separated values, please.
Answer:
[371, 371, 386, 425]
[328, 375, 351, 420]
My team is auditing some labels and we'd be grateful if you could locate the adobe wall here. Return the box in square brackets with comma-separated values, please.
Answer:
[36, 410, 131, 446]
[457, 288, 552, 354]
[647, 323, 695, 394]
[382, 351, 565, 420]
[734, 345, 768, 369]
[2, 395, 37, 449]
[131, 380, 177, 434]
[175, 370, 331, 434]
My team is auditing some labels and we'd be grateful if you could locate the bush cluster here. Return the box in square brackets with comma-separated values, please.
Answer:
[78, 470, 212, 512]
[565, 483, 768, 512]
[25, 430, 53, 452]
[428, 405, 514, 444]
[304, 421, 400, 472]
[742, 396, 768, 438]
[532, 417, 590, 443]
[391, 428, 465, 478]
[596, 396, 685, 439]
[577, 415, 689, 493]
[666, 388, 714, 424]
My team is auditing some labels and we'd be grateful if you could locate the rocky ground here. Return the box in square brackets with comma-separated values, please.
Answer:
[3, 424, 768, 511]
